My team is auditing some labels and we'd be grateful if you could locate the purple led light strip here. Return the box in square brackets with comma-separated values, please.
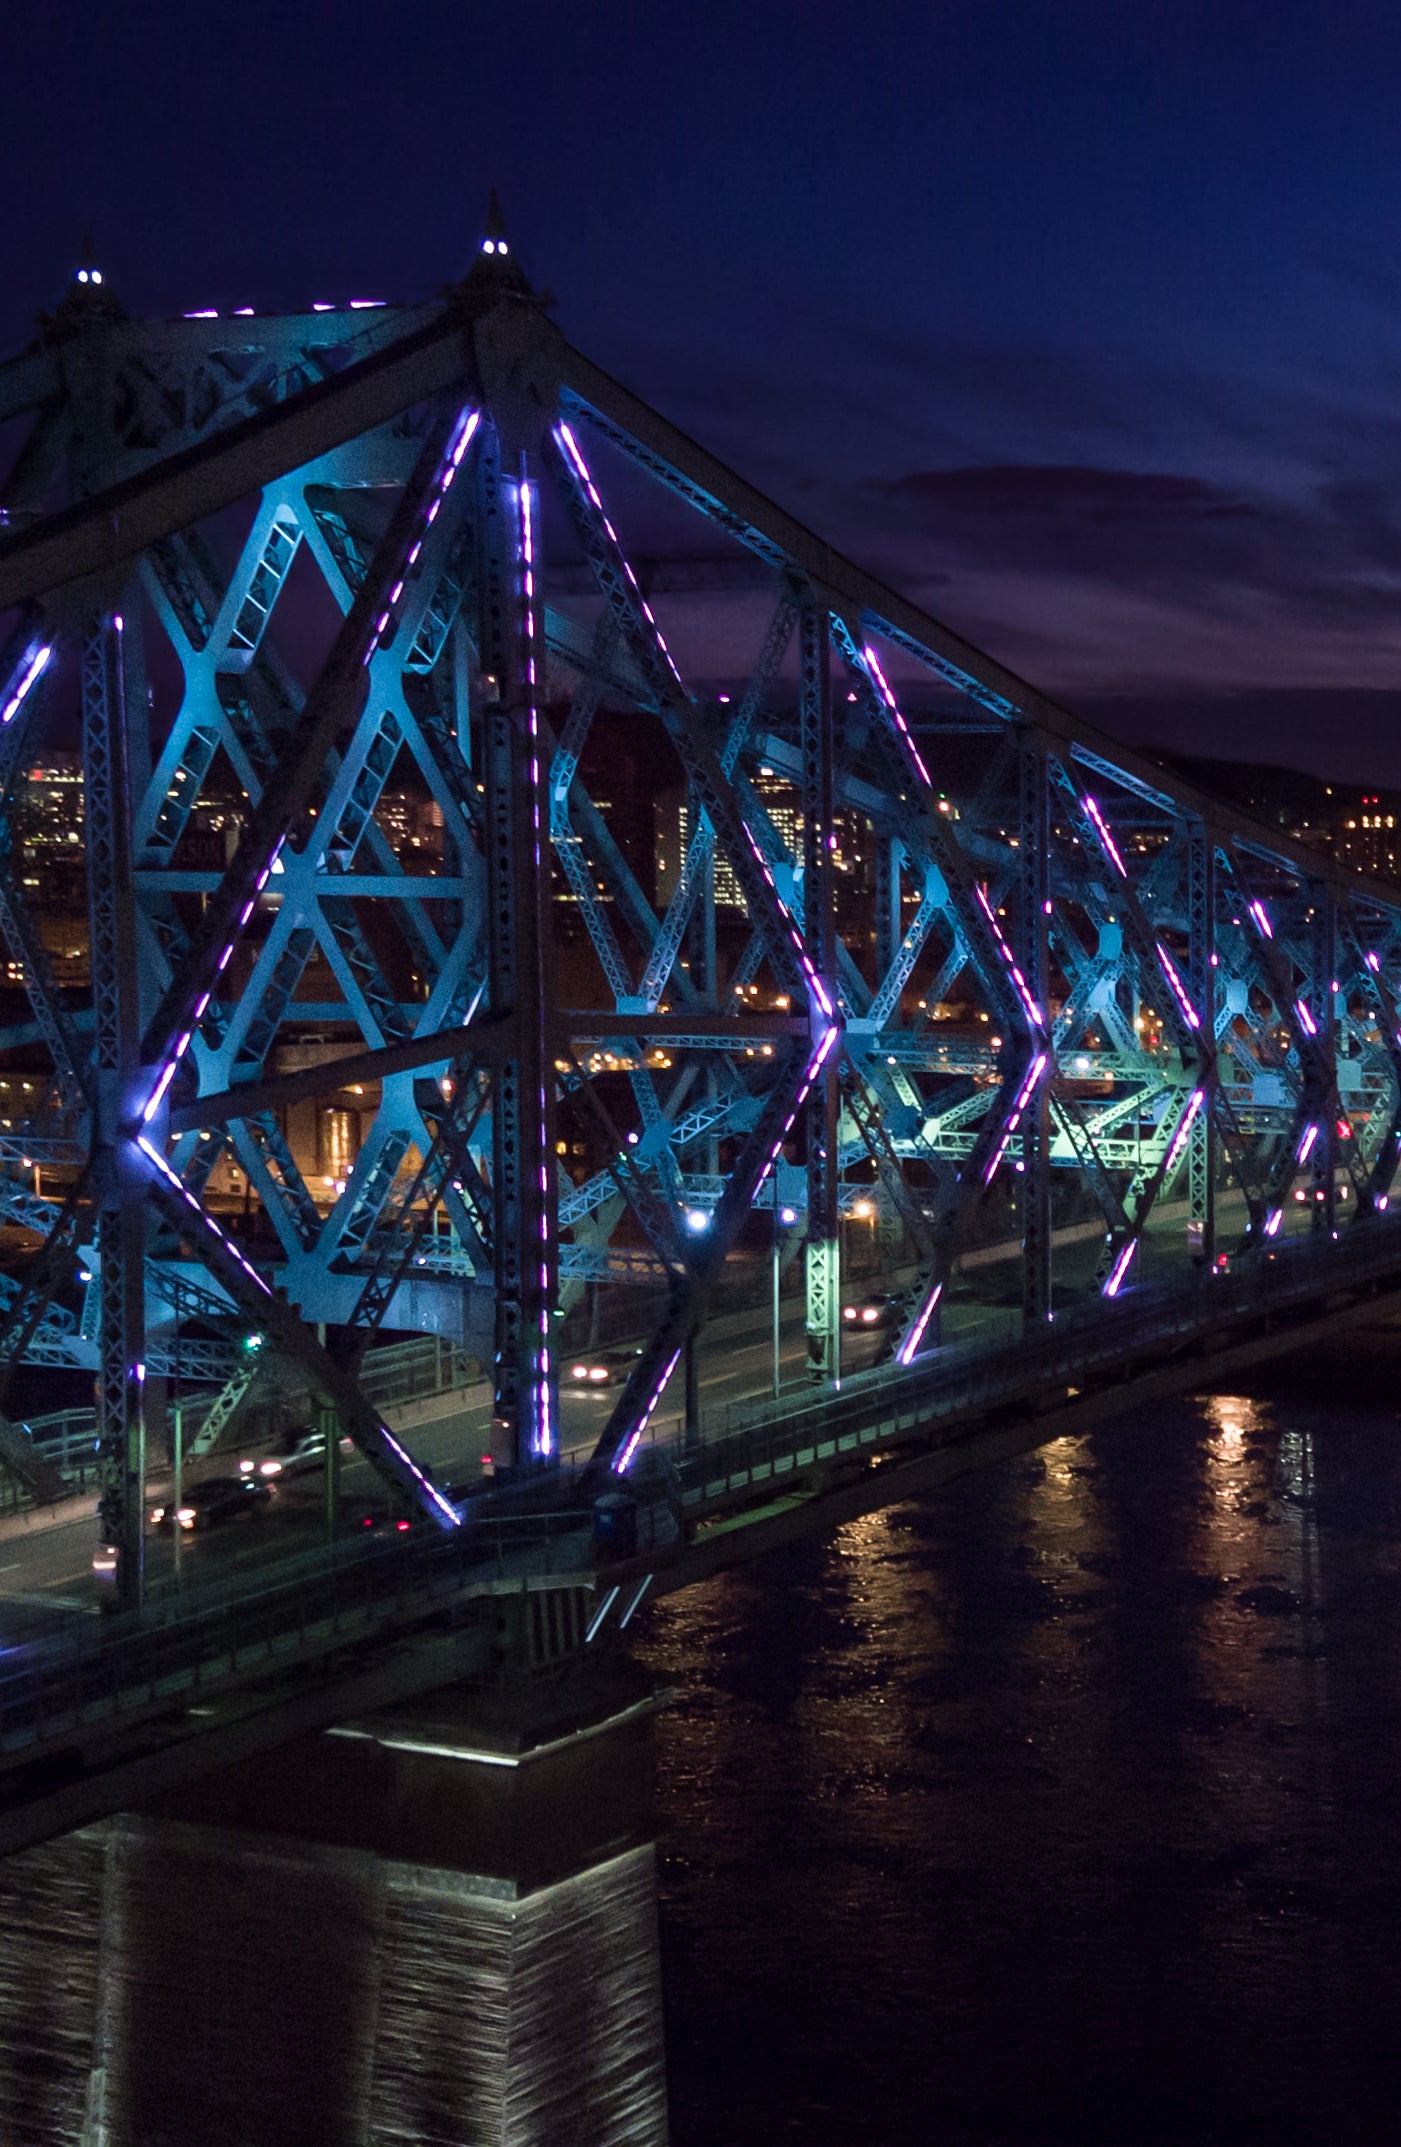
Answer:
[754, 1023, 841, 1199]
[1155, 943, 1200, 1029]
[861, 644, 933, 790]
[1082, 795, 1127, 877]
[973, 884, 1044, 1026]
[556, 422, 686, 692]
[519, 474, 555, 1462]
[1297, 1122, 1320, 1165]
[1162, 1089, 1204, 1177]
[1248, 900, 1273, 940]
[140, 835, 288, 1124]
[896, 1281, 943, 1367]
[981, 1052, 1048, 1185]
[363, 408, 480, 667]
[1103, 1239, 1137, 1298]
[1294, 998, 1317, 1038]
[614, 1348, 683, 1475]
[556, 419, 835, 1023]
[737, 822, 835, 1018]
[0, 645, 51, 727]
[135, 1132, 461, 1526]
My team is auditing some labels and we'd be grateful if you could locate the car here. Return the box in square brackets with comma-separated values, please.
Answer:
[568, 1344, 643, 1388]
[842, 1292, 902, 1330]
[238, 1427, 354, 1478]
[149, 1475, 271, 1532]
[340, 1496, 414, 1537]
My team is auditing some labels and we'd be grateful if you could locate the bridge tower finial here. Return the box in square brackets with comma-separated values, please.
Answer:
[468, 190, 534, 297]
[54, 227, 121, 321]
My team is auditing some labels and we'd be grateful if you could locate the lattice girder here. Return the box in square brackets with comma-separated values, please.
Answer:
[1, 241, 1400, 1584]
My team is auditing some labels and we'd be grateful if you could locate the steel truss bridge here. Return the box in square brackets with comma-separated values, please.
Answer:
[4, 217, 1401, 1836]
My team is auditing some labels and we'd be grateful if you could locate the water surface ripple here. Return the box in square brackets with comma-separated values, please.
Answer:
[639, 1335, 1401, 2146]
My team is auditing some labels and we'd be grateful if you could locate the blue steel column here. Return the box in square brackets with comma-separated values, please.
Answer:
[802, 603, 839, 1383]
[1019, 736, 1052, 1323]
[476, 424, 558, 1471]
[1187, 828, 1217, 1267]
[84, 615, 147, 1603]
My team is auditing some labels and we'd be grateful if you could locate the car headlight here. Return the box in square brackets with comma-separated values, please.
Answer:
[176, 1507, 197, 1528]
[862, 1309, 878, 1323]
[259, 1459, 283, 1476]
[149, 1506, 166, 1525]
[842, 1307, 856, 1321]
[571, 1366, 589, 1380]
[590, 1367, 609, 1382]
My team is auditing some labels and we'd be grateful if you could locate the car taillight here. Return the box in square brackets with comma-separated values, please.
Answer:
[395, 1519, 411, 1532]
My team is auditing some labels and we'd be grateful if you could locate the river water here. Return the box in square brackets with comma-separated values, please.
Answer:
[637, 1325, 1401, 2147]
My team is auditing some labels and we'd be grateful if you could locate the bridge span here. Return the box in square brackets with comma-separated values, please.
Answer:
[2, 216, 1401, 1855]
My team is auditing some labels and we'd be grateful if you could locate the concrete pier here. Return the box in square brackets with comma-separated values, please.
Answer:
[0, 1659, 668, 2146]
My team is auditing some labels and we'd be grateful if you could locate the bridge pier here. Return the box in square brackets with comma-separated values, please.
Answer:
[0, 1648, 668, 2147]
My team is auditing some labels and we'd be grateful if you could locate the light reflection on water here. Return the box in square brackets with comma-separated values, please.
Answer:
[637, 1345, 1401, 2147]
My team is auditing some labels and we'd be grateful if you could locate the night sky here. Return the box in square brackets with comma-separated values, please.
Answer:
[8, 1, 1401, 779]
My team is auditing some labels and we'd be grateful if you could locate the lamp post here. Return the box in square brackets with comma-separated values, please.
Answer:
[773, 1198, 798, 1398]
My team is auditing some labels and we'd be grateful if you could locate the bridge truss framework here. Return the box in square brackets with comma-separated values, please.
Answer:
[2, 226, 1400, 1603]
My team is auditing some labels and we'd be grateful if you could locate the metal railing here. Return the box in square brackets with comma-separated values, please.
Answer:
[661, 1215, 1401, 1508]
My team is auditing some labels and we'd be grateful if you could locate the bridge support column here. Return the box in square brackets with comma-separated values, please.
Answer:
[1018, 736, 1052, 1326]
[1187, 828, 1218, 1267]
[73, 1652, 666, 2146]
[85, 612, 149, 1608]
[801, 599, 841, 1384]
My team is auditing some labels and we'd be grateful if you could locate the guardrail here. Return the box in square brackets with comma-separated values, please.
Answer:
[664, 1214, 1401, 1507]
[0, 1506, 594, 1761]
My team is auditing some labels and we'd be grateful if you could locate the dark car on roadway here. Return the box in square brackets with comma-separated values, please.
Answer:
[149, 1475, 272, 1533]
[842, 1292, 902, 1331]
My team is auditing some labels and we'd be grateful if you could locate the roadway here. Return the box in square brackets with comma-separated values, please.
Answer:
[0, 1177, 1331, 1641]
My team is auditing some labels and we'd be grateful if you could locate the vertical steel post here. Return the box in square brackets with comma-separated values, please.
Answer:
[1187, 828, 1217, 1266]
[874, 832, 906, 1272]
[84, 615, 147, 1606]
[875, 834, 902, 984]
[801, 602, 839, 1383]
[1019, 736, 1052, 1324]
[1312, 884, 1337, 1233]
[476, 425, 558, 1471]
